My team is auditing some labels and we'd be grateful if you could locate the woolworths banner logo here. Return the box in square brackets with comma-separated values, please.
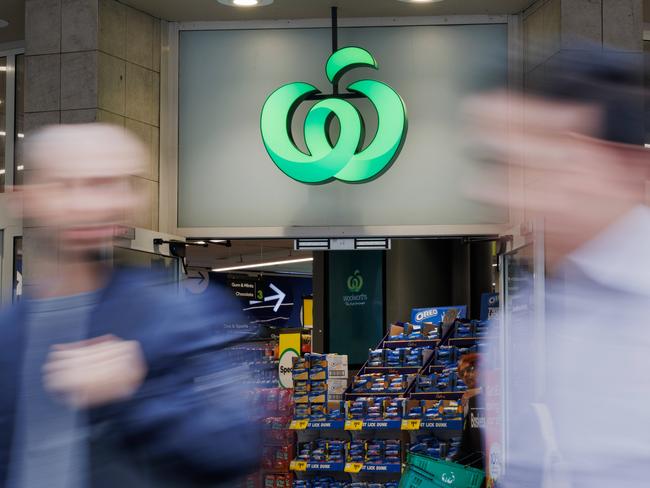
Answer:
[260, 47, 407, 184]
[347, 270, 364, 293]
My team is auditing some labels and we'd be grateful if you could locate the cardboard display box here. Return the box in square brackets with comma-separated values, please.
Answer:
[326, 354, 349, 378]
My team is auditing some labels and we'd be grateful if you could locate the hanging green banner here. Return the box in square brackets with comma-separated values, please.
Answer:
[327, 250, 384, 365]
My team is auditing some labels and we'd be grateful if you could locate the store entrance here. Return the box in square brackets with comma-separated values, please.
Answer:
[182, 236, 497, 345]
[182, 236, 500, 488]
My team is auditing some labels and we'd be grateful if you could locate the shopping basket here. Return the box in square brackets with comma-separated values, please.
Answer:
[399, 453, 485, 488]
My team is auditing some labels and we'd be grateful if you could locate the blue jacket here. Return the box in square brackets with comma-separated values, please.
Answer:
[0, 269, 261, 487]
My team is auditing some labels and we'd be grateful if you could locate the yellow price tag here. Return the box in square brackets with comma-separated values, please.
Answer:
[344, 420, 363, 431]
[344, 462, 364, 473]
[289, 419, 309, 430]
[401, 419, 422, 430]
[290, 460, 308, 472]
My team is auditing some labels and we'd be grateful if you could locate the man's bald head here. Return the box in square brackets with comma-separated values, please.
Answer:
[25, 123, 146, 182]
[21, 124, 148, 259]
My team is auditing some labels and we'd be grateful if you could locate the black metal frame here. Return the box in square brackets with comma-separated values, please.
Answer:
[304, 7, 366, 102]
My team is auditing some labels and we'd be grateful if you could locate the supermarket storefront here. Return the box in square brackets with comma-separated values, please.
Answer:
[158, 10, 541, 488]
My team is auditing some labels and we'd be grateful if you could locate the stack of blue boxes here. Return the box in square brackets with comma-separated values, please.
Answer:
[409, 435, 462, 461]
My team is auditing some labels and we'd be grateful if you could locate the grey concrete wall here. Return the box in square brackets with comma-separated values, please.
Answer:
[524, 0, 643, 117]
[24, 0, 161, 232]
[98, 0, 160, 232]
[23, 0, 162, 290]
[523, 0, 644, 210]
[524, 0, 642, 69]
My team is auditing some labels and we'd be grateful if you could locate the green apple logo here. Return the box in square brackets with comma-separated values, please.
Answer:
[347, 270, 364, 293]
[260, 47, 407, 184]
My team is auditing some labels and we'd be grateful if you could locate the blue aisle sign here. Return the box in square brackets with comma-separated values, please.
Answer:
[210, 273, 312, 331]
[480, 292, 499, 321]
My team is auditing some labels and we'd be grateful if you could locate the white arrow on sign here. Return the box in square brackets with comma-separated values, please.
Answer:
[265, 283, 286, 312]
[248, 283, 287, 312]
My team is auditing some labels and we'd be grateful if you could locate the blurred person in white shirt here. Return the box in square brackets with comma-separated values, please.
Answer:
[464, 49, 650, 488]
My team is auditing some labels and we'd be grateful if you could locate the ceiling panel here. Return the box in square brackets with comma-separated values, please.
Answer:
[186, 238, 313, 274]
[0, 0, 541, 48]
[0, 0, 25, 46]
[119, 0, 537, 22]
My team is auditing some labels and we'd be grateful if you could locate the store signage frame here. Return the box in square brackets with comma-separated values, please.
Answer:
[160, 14, 522, 239]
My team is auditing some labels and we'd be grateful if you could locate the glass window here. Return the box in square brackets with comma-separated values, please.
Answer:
[14, 54, 24, 186]
[13, 236, 22, 302]
[113, 246, 179, 285]
[0, 57, 6, 192]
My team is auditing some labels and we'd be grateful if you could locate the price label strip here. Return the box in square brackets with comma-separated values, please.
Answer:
[290, 460, 308, 472]
[344, 420, 363, 431]
[401, 419, 422, 430]
[289, 419, 309, 430]
[344, 462, 364, 473]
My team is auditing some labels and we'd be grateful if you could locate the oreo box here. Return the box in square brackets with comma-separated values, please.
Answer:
[306, 353, 328, 370]
[411, 306, 467, 325]
[309, 367, 327, 381]
[308, 391, 327, 404]
[293, 368, 309, 381]
[294, 393, 309, 404]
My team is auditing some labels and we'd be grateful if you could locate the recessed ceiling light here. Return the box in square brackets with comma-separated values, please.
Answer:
[0, 20, 8, 29]
[212, 257, 313, 273]
[217, 0, 274, 7]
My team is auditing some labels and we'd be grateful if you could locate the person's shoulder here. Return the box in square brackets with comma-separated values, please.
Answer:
[0, 302, 24, 325]
[0, 302, 25, 349]
[105, 267, 250, 343]
[110, 266, 176, 289]
[107, 267, 184, 303]
[109, 267, 242, 311]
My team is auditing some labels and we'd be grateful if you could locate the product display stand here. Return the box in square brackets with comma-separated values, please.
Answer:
[232, 337, 296, 488]
[288, 317, 494, 487]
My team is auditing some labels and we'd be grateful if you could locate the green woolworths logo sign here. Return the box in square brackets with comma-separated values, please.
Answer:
[347, 270, 364, 293]
[260, 47, 408, 184]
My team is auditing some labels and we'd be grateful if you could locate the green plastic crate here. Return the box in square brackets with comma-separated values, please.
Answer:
[399, 453, 485, 488]
[400, 465, 438, 488]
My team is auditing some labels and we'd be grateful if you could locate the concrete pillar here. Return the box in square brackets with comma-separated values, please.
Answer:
[522, 0, 644, 216]
[524, 0, 643, 82]
[24, 0, 161, 232]
[23, 0, 162, 288]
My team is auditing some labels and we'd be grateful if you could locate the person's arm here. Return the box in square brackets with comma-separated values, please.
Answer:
[0, 306, 24, 488]
[461, 387, 482, 408]
[122, 287, 261, 483]
[95, 282, 262, 484]
[115, 353, 261, 483]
